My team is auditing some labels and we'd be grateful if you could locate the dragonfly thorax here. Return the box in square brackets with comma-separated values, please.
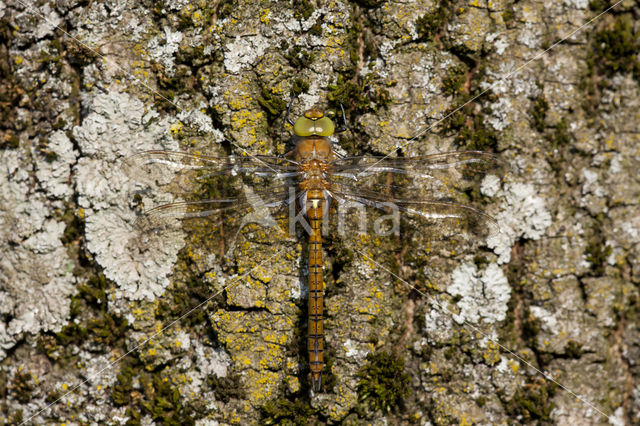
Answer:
[295, 136, 333, 162]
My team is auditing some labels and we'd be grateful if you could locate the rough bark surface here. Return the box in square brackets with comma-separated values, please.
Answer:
[1, 0, 639, 424]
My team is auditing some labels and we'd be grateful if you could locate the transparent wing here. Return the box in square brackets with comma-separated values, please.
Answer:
[328, 184, 499, 241]
[326, 151, 505, 241]
[330, 150, 506, 195]
[137, 185, 294, 227]
[129, 185, 298, 257]
[123, 151, 301, 255]
[124, 150, 302, 193]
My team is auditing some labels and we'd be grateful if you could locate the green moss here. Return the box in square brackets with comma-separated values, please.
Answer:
[476, 395, 486, 407]
[36, 137, 59, 161]
[1, 131, 20, 149]
[216, 0, 235, 20]
[86, 312, 129, 346]
[443, 345, 457, 360]
[53, 272, 129, 356]
[155, 244, 222, 329]
[521, 309, 541, 348]
[442, 65, 467, 97]
[440, 65, 500, 152]
[55, 322, 88, 347]
[177, 44, 209, 67]
[579, 12, 640, 120]
[530, 95, 548, 133]
[506, 377, 557, 421]
[283, 45, 315, 70]
[585, 239, 612, 276]
[10, 410, 24, 425]
[588, 0, 609, 12]
[10, 370, 35, 404]
[155, 65, 197, 111]
[550, 117, 571, 148]
[291, 78, 310, 96]
[415, 1, 450, 41]
[36, 335, 60, 360]
[115, 359, 198, 425]
[351, 0, 385, 8]
[320, 355, 338, 391]
[59, 205, 84, 256]
[0, 369, 6, 401]
[139, 371, 195, 424]
[343, 20, 363, 68]
[293, 0, 314, 20]
[261, 397, 318, 425]
[356, 351, 410, 413]
[206, 373, 245, 403]
[111, 365, 136, 405]
[309, 21, 322, 36]
[328, 73, 391, 122]
[591, 16, 640, 80]
[565, 340, 584, 358]
[454, 114, 498, 151]
[52, 117, 67, 130]
[257, 86, 287, 119]
[502, 4, 516, 28]
[77, 273, 108, 307]
[54, 308, 128, 350]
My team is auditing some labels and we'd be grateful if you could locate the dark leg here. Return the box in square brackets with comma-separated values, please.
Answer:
[334, 103, 348, 133]
[285, 94, 296, 126]
[280, 94, 297, 150]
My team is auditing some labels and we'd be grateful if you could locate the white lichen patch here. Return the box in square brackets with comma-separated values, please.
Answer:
[174, 338, 231, 405]
[177, 107, 223, 137]
[481, 61, 539, 131]
[424, 298, 455, 344]
[223, 35, 270, 74]
[73, 89, 183, 301]
[447, 262, 511, 325]
[485, 182, 553, 264]
[147, 26, 184, 76]
[81, 353, 119, 396]
[480, 174, 501, 197]
[486, 32, 509, 55]
[529, 306, 559, 334]
[27, 1, 62, 39]
[0, 144, 77, 359]
[342, 338, 369, 360]
[562, 0, 589, 9]
[34, 131, 78, 199]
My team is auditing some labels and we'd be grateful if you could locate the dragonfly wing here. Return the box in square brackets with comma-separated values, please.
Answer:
[330, 150, 506, 195]
[328, 184, 500, 241]
[124, 150, 301, 193]
[130, 185, 297, 257]
[135, 185, 294, 230]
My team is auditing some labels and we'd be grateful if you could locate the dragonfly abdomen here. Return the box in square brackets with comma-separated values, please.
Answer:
[307, 195, 325, 392]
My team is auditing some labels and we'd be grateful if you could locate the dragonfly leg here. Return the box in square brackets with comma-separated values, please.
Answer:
[334, 103, 348, 134]
[285, 94, 296, 126]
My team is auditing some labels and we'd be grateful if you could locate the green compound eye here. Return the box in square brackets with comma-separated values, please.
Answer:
[314, 117, 334, 136]
[294, 116, 315, 137]
[293, 116, 335, 137]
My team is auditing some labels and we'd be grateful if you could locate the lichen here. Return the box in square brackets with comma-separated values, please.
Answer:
[448, 262, 511, 325]
[3, 0, 637, 424]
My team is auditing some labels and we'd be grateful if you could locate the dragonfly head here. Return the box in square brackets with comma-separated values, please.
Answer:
[294, 109, 335, 137]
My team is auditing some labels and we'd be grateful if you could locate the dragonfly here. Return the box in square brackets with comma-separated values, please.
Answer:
[125, 103, 504, 392]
